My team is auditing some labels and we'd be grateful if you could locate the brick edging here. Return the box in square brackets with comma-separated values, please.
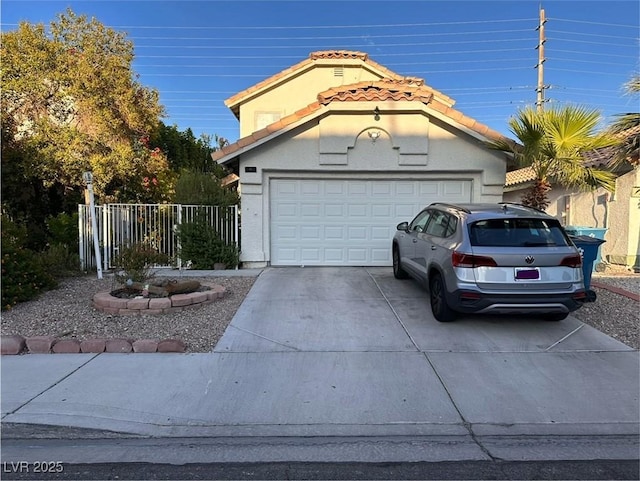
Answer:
[2, 283, 227, 355]
[591, 281, 640, 302]
[92, 283, 226, 315]
[1, 335, 187, 355]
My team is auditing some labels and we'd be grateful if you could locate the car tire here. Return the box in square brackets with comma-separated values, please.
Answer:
[544, 313, 568, 321]
[392, 245, 409, 279]
[429, 273, 456, 322]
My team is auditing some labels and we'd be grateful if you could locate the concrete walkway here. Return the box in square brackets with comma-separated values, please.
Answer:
[1, 267, 638, 464]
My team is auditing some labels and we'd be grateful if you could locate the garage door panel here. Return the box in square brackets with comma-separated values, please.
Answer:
[325, 204, 344, 216]
[419, 183, 439, 195]
[396, 182, 419, 195]
[372, 204, 392, 216]
[325, 226, 345, 240]
[348, 226, 367, 240]
[300, 226, 321, 240]
[348, 204, 368, 217]
[271, 179, 471, 266]
[348, 182, 368, 196]
[372, 226, 391, 240]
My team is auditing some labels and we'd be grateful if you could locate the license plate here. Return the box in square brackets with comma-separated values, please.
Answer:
[515, 267, 540, 281]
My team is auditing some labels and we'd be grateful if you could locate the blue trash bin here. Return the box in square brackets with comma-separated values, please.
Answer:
[569, 235, 606, 297]
[565, 227, 607, 271]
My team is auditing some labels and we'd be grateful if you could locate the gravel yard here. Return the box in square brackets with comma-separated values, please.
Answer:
[1, 268, 638, 352]
[1, 274, 256, 353]
[572, 271, 639, 349]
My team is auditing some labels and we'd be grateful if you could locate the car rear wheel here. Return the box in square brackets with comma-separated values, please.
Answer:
[393, 245, 409, 279]
[429, 273, 456, 322]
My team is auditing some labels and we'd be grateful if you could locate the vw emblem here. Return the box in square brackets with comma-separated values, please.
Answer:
[525, 256, 535, 264]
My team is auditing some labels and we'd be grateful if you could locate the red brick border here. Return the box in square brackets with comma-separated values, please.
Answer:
[1, 283, 226, 355]
[92, 282, 226, 315]
[1, 335, 188, 355]
[591, 281, 640, 302]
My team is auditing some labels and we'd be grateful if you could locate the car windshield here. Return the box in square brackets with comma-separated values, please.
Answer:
[469, 218, 570, 247]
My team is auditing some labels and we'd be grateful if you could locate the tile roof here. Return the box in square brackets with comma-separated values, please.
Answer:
[504, 125, 640, 187]
[224, 50, 405, 117]
[317, 78, 444, 105]
[213, 78, 512, 164]
[505, 166, 536, 187]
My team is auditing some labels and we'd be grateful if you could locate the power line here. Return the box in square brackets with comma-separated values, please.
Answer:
[549, 17, 639, 28]
[108, 18, 539, 30]
[128, 28, 536, 41]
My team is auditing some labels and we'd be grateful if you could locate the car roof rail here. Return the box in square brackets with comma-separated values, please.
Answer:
[498, 202, 546, 214]
[430, 203, 471, 214]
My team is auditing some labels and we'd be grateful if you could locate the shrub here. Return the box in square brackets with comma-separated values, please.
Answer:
[1, 214, 57, 310]
[46, 212, 79, 252]
[177, 217, 239, 269]
[41, 242, 81, 278]
[112, 242, 170, 285]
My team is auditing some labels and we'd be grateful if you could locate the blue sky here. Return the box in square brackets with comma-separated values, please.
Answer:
[2, 0, 638, 142]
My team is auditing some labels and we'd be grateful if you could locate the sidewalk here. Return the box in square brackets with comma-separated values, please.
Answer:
[2, 267, 638, 465]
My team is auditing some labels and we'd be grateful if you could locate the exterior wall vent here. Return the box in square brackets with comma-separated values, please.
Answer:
[334, 67, 344, 77]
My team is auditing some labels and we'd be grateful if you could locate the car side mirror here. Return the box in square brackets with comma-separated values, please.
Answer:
[397, 222, 409, 232]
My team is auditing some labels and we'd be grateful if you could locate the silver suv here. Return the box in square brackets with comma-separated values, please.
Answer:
[392, 203, 586, 322]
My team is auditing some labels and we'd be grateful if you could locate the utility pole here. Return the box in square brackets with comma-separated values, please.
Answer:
[535, 7, 547, 111]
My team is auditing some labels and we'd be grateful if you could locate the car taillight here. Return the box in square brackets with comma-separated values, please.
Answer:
[452, 251, 497, 268]
[560, 254, 582, 268]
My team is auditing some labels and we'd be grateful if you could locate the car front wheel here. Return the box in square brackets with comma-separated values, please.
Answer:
[393, 245, 409, 279]
[429, 273, 456, 322]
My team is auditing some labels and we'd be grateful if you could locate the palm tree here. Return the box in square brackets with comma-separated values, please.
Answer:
[609, 74, 639, 166]
[488, 105, 618, 211]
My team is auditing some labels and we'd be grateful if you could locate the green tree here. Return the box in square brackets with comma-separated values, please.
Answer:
[488, 105, 617, 211]
[150, 122, 229, 174]
[1, 9, 171, 204]
[173, 171, 239, 206]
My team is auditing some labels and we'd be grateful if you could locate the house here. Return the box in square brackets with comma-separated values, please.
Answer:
[213, 50, 513, 268]
[504, 126, 640, 271]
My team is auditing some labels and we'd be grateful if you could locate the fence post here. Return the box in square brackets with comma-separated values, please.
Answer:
[78, 205, 86, 271]
[177, 204, 182, 269]
[82, 172, 103, 279]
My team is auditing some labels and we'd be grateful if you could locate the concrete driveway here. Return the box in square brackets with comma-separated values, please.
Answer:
[214, 267, 638, 439]
[2, 267, 638, 463]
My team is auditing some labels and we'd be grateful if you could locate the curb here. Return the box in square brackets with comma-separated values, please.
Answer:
[591, 281, 640, 302]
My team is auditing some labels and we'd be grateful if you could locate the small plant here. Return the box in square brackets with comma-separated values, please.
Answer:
[177, 216, 239, 269]
[112, 242, 170, 285]
[1, 214, 57, 310]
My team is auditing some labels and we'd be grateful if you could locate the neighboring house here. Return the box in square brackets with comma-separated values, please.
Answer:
[213, 50, 513, 268]
[504, 126, 640, 271]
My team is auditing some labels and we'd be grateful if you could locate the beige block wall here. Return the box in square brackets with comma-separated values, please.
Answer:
[503, 168, 639, 268]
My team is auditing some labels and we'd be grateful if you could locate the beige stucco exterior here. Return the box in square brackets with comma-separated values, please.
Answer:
[504, 168, 639, 270]
[236, 62, 386, 137]
[217, 51, 511, 268]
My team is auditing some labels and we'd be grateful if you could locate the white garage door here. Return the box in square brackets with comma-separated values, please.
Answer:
[270, 178, 471, 266]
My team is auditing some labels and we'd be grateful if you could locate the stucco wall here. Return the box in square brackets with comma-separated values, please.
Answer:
[237, 64, 384, 137]
[238, 105, 507, 267]
[504, 168, 639, 268]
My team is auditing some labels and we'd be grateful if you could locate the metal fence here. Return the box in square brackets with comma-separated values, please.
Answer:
[78, 203, 238, 271]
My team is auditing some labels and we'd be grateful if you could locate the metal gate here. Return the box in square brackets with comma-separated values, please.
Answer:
[79, 204, 238, 271]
